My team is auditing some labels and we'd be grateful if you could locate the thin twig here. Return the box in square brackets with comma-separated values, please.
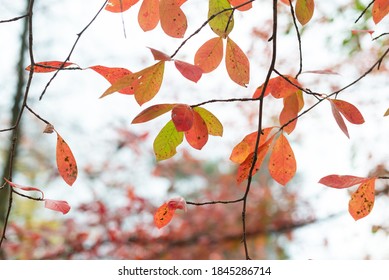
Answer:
[0, 14, 29, 24]
[288, 0, 303, 78]
[355, 0, 374, 24]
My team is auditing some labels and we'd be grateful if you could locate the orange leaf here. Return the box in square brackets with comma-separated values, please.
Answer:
[329, 99, 349, 138]
[132, 103, 175, 124]
[349, 178, 376, 221]
[105, 0, 139, 13]
[280, 93, 300, 134]
[184, 111, 208, 150]
[372, 0, 389, 24]
[148, 47, 172, 61]
[154, 197, 186, 229]
[225, 37, 250, 87]
[194, 37, 223, 73]
[138, 0, 160, 31]
[296, 0, 315, 25]
[171, 104, 194, 131]
[159, 0, 187, 38]
[228, 0, 252, 11]
[318, 174, 369, 189]
[44, 199, 71, 215]
[89, 65, 134, 95]
[268, 133, 296, 186]
[330, 99, 365, 125]
[25, 61, 75, 73]
[174, 60, 203, 83]
[253, 76, 301, 99]
[56, 132, 78, 186]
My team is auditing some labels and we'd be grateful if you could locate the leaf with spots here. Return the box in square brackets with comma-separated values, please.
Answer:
[318, 174, 369, 189]
[171, 104, 194, 131]
[56, 131, 78, 186]
[132, 103, 175, 124]
[105, 0, 140, 13]
[228, 0, 252, 11]
[138, 0, 160, 31]
[268, 133, 296, 186]
[153, 120, 184, 161]
[349, 178, 376, 221]
[185, 111, 209, 150]
[89, 65, 134, 95]
[154, 197, 187, 229]
[174, 60, 203, 83]
[208, 0, 234, 38]
[159, 0, 187, 38]
[25, 61, 75, 73]
[44, 199, 71, 215]
[372, 0, 389, 24]
[296, 0, 315, 25]
[193, 107, 223, 137]
[194, 37, 224, 73]
[225, 37, 250, 87]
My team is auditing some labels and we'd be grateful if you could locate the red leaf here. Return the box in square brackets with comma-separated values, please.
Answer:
[171, 104, 194, 131]
[330, 99, 365, 125]
[4, 178, 44, 199]
[89, 65, 134, 95]
[138, 0, 160, 31]
[184, 111, 209, 150]
[351, 30, 374, 36]
[372, 0, 389, 24]
[44, 199, 71, 215]
[167, 196, 187, 212]
[319, 175, 369, 189]
[268, 133, 296, 186]
[253, 76, 301, 99]
[228, 0, 252, 11]
[154, 197, 186, 229]
[105, 0, 139, 13]
[194, 37, 224, 73]
[329, 99, 349, 138]
[349, 178, 376, 220]
[56, 132, 78, 186]
[174, 60, 203, 83]
[159, 0, 187, 38]
[148, 47, 172, 61]
[225, 37, 250, 87]
[132, 103, 175, 124]
[25, 61, 75, 73]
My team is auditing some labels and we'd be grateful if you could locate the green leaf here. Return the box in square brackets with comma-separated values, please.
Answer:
[134, 61, 165, 105]
[208, 0, 234, 38]
[132, 103, 175, 124]
[153, 120, 184, 161]
[193, 107, 223, 136]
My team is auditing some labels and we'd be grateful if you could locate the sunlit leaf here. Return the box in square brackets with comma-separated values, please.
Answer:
[318, 174, 368, 189]
[208, 0, 234, 38]
[148, 47, 172, 61]
[174, 60, 203, 83]
[329, 99, 349, 138]
[89, 65, 134, 94]
[280, 93, 300, 134]
[134, 61, 165, 105]
[105, 0, 139, 13]
[153, 120, 184, 161]
[159, 0, 187, 38]
[225, 37, 250, 87]
[138, 0, 160, 31]
[330, 99, 365, 125]
[296, 0, 315, 25]
[171, 104, 194, 131]
[25, 61, 75, 73]
[268, 133, 296, 186]
[185, 111, 209, 150]
[44, 199, 71, 215]
[5, 178, 44, 199]
[193, 107, 223, 136]
[253, 75, 301, 99]
[372, 0, 389, 24]
[132, 103, 175, 124]
[349, 178, 376, 221]
[194, 37, 224, 73]
[56, 132, 78, 186]
[228, 0, 252, 11]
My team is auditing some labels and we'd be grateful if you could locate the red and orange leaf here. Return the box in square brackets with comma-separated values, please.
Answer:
[280, 0, 293, 4]
[280, 93, 300, 134]
[208, 0, 234, 38]
[296, 0, 315, 25]
[132, 103, 175, 124]
[4, 178, 44, 199]
[184, 111, 209, 150]
[148, 47, 172, 61]
[138, 0, 160, 31]
[330, 99, 365, 125]
[329, 99, 349, 138]
[270, 76, 301, 99]
[154, 202, 174, 228]
[167, 196, 187, 212]
[372, 0, 389, 24]
[349, 178, 376, 221]
[101, 69, 145, 98]
[153, 120, 184, 161]
[44, 199, 71, 215]
[225, 37, 250, 87]
[228, 0, 252, 11]
[134, 61, 165, 105]
[25, 61, 75, 73]
[105, 0, 139, 13]
[89, 65, 134, 95]
[194, 37, 223, 73]
[268, 133, 296, 186]
[318, 174, 369, 189]
[174, 60, 203, 83]
[159, 0, 187, 38]
[56, 132, 78, 186]
[193, 107, 223, 137]
[171, 104, 194, 131]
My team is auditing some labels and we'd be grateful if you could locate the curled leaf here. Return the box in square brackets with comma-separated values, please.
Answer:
[44, 199, 71, 215]
[43, 124, 55, 134]
[154, 197, 187, 228]
[5, 179, 44, 199]
[25, 61, 75, 73]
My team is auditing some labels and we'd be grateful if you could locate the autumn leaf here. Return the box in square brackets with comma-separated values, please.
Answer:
[225, 37, 250, 87]
[193, 107, 223, 136]
[349, 178, 376, 221]
[138, 0, 160, 31]
[208, 0, 234, 38]
[159, 0, 187, 38]
[5, 178, 44, 199]
[56, 131, 78, 186]
[184, 111, 209, 150]
[330, 99, 365, 125]
[279, 93, 300, 134]
[171, 104, 194, 131]
[384, 108, 389, 117]
[253, 75, 301, 99]
[372, 0, 389, 24]
[25, 61, 75, 73]
[153, 120, 184, 161]
[296, 0, 315, 25]
[105, 0, 139, 13]
[148, 47, 172, 61]
[44, 199, 71, 215]
[268, 133, 296, 186]
[132, 103, 175, 124]
[318, 174, 369, 189]
[154, 197, 187, 229]
[329, 99, 349, 138]
[194, 37, 224, 73]
[228, 0, 252, 11]
[89, 65, 134, 95]
[174, 60, 203, 83]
